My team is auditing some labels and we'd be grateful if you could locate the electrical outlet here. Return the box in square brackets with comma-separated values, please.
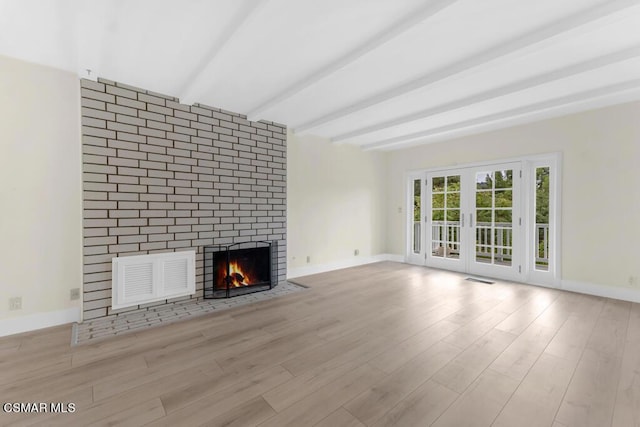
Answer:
[629, 276, 639, 287]
[9, 297, 22, 311]
[306, 256, 311, 263]
[354, 249, 360, 256]
[70, 288, 80, 300]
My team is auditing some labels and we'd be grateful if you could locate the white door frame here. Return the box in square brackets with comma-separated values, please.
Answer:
[464, 162, 522, 282]
[425, 168, 467, 273]
[405, 153, 561, 287]
[406, 172, 426, 265]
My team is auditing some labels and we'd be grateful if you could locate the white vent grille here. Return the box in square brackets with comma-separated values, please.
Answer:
[163, 259, 188, 294]
[112, 251, 195, 310]
[123, 263, 154, 298]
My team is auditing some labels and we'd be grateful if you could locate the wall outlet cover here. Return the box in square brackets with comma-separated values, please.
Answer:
[70, 288, 81, 300]
[9, 297, 22, 311]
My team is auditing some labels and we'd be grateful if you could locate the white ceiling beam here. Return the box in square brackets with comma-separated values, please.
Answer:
[331, 45, 640, 143]
[179, 0, 268, 106]
[245, 0, 460, 122]
[360, 78, 640, 151]
[294, 0, 640, 134]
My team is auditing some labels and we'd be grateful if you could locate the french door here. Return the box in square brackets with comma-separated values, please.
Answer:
[409, 162, 522, 281]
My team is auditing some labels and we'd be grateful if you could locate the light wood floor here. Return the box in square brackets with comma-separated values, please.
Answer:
[1, 262, 638, 427]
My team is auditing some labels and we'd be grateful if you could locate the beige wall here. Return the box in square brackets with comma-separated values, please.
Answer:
[387, 101, 640, 288]
[287, 131, 388, 270]
[0, 55, 82, 324]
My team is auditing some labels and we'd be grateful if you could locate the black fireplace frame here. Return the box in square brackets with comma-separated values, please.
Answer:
[203, 241, 277, 299]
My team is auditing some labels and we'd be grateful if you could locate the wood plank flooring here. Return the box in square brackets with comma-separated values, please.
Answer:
[0, 261, 638, 426]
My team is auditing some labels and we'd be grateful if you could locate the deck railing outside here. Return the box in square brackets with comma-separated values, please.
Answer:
[535, 223, 549, 269]
[413, 222, 421, 253]
[412, 221, 549, 267]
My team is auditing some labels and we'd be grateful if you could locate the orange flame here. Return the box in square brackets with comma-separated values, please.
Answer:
[227, 261, 250, 287]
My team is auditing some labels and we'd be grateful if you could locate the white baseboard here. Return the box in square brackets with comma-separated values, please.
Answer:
[384, 254, 405, 263]
[0, 307, 81, 337]
[287, 253, 404, 279]
[561, 279, 640, 303]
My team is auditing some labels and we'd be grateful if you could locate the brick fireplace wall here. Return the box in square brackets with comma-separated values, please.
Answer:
[80, 78, 286, 321]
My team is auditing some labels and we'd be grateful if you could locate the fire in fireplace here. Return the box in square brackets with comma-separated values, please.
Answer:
[204, 241, 276, 298]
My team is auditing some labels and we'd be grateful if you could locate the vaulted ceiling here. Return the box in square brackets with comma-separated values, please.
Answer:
[1, 0, 639, 150]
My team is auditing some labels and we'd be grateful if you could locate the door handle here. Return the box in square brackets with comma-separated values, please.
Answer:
[461, 213, 464, 227]
[470, 213, 474, 228]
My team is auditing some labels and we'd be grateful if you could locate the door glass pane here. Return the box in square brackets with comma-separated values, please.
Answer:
[432, 203, 443, 257]
[476, 209, 492, 223]
[494, 190, 512, 207]
[476, 226, 492, 264]
[493, 228, 512, 266]
[476, 191, 491, 208]
[446, 192, 460, 208]
[432, 177, 445, 192]
[494, 228, 512, 247]
[495, 210, 512, 223]
[413, 179, 421, 254]
[446, 224, 460, 259]
[494, 170, 513, 188]
[476, 172, 492, 189]
[431, 174, 461, 260]
[432, 193, 444, 208]
[446, 175, 460, 191]
[494, 244, 512, 265]
[475, 169, 514, 267]
[445, 175, 461, 260]
[432, 242, 444, 257]
[535, 167, 550, 270]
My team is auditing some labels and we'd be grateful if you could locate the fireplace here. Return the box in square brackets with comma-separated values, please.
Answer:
[204, 241, 277, 298]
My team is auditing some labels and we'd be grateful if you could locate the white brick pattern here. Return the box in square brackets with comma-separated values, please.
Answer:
[81, 78, 287, 321]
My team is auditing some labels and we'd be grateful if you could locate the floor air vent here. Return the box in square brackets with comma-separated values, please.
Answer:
[465, 277, 495, 284]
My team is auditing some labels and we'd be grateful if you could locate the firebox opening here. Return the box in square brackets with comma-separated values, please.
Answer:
[218, 246, 271, 289]
[204, 241, 276, 298]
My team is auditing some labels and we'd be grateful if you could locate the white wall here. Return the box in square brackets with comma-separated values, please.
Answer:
[386, 102, 640, 290]
[287, 131, 388, 273]
[0, 55, 82, 334]
[1, 55, 638, 336]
